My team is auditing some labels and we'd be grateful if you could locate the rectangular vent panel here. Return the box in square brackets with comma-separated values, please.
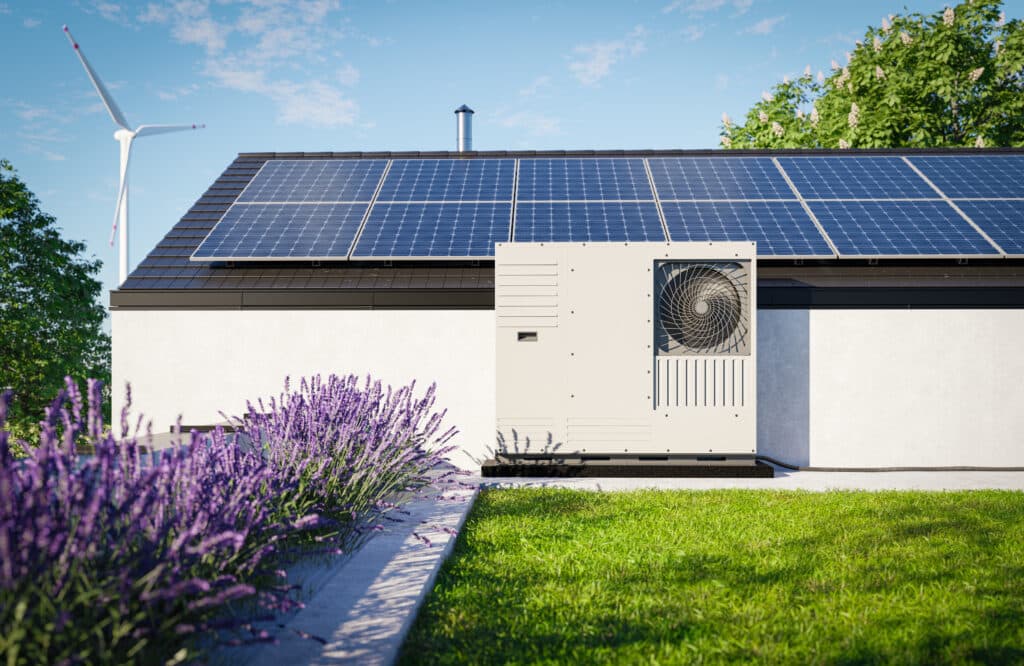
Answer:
[497, 262, 559, 328]
[496, 418, 558, 453]
[654, 358, 745, 408]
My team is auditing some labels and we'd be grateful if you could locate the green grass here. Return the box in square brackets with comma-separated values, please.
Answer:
[399, 489, 1024, 665]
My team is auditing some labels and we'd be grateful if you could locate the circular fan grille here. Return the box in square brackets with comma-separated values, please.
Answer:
[659, 264, 745, 352]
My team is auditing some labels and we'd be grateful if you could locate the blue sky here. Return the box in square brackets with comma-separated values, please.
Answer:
[2, 0, 1021, 303]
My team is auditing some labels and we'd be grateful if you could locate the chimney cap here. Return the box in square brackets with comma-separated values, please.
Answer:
[454, 104, 475, 114]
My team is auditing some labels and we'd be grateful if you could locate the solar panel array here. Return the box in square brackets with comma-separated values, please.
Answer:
[192, 154, 1024, 262]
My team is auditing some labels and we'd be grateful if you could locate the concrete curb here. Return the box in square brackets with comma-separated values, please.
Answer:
[245, 486, 478, 666]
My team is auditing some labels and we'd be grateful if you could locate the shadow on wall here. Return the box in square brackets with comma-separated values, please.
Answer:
[758, 309, 810, 466]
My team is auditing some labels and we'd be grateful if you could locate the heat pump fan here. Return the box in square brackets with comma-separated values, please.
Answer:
[656, 262, 750, 356]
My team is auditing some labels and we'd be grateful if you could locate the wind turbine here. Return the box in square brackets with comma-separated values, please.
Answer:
[63, 25, 205, 286]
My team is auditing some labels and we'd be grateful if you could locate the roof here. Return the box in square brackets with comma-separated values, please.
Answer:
[112, 148, 1024, 311]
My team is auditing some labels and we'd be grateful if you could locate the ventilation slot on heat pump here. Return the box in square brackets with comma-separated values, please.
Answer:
[654, 358, 746, 407]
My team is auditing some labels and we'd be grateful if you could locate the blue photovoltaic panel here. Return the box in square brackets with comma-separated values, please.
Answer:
[660, 201, 833, 257]
[516, 158, 653, 201]
[376, 159, 514, 201]
[352, 203, 512, 258]
[514, 202, 664, 242]
[648, 157, 793, 200]
[806, 200, 999, 256]
[192, 203, 368, 259]
[955, 200, 1024, 255]
[778, 156, 936, 199]
[908, 155, 1024, 199]
[236, 160, 386, 203]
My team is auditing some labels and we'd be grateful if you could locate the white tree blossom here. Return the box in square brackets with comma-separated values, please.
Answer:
[722, 112, 732, 128]
[771, 121, 784, 138]
[721, 135, 733, 148]
[943, 7, 954, 26]
[804, 65, 812, 77]
[873, 36, 883, 52]
[969, 67, 985, 82]
[848, 102, 860, 129]
[881, 17, 891, 33]
[762, 91, 774, 102]
[975, 136, 985, 148]
[839, 138, 851, 149]
[831, 59, 841, 70]
[817, 70, 825, 84]
[876, 65, 886, 80]
[900, 31, 913, 45]
[810, 106, 819, 128]
[758, 110, 769, 124]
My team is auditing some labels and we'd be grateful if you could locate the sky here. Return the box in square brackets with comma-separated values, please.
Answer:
[2, 0, 1022, 306]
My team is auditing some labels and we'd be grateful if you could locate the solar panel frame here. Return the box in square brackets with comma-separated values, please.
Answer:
[191, 202, 371, 261]
[375, 158, 515, 203]
[235, 159, 388, 203]
[806, 200, 1002, 258]
[351, 202, 513, 260]
[777, 156, 939, 200]
[954, 200, 1024, 257]
[907, 155, 1024, 199]
[514, 201, 665, 243]
[515, 158, 655, 202]
[648, 157, 796, 201]
[659, 200, 835, 259]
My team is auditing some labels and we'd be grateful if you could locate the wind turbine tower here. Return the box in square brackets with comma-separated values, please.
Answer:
[64, 25, 205, 286]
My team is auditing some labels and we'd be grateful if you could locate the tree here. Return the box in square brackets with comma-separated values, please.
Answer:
[721, 0, 1024, 149]
[0, 159, 110, 440]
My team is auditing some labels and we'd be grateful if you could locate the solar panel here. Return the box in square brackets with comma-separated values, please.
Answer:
[806, 200, 999, 256]
[352, 203, 512, 258]
[660, 201, 833, 257]
[907, 155, 1024, 199]
[514, 202, 664, 242]
[376, 159, 514, 202]
[955, 200, 1024, 255]
[236, 160, 386, 203]
[778, 156, 936, 199]
[648, 157, 793, 200]
[516, 158, 653, 201]
[191, 203, 368, 260]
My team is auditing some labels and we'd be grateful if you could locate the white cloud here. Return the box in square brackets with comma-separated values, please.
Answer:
[519, 75, 552, 97]
[680, 25, 705, 41]
[275, 81, 357, 127]
[569, 26, 647, 86]
[12, 102, 51, 122]
[156, 83, 200, 101]
[23, 18, 41, 28]
[741, 15, 784, 35]
[172, 16, 228, 53]
[337, 64, 360, 86]
[91, 2, 131, 25]
[663, 0, 751, 15]
[43, 151, 67, 162]
[496, 111, 562, 137]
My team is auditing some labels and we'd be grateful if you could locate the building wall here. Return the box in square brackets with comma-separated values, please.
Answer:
[114, 308, 1024, 470]
[111, 310, 497, 470]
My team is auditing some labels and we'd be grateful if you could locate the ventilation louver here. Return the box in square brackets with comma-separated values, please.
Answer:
[656, 261, 750, 355]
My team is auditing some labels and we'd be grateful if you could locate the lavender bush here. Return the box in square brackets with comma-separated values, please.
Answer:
[232, 374, 459, 551]
[0, 373, 459, 664]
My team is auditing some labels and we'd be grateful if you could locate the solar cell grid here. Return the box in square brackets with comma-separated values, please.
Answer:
[236, 160, 386, 203]
[376, 159, 514, 201]
[660, 201, 833, 257]
[352, 202, 512, 258]
[514, 202, 664, 242]
[908, 155, 1024, 199]
[807, 200, 999, 256]
[955, 200, 1024, 255]
[648, 157, 793, 200]
[191, 202, 368, 260]
[516, 158, 653, 201]
[777, 156, 937, 199]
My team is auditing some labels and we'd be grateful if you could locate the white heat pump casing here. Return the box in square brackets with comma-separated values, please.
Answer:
[496, 241, 756, 457]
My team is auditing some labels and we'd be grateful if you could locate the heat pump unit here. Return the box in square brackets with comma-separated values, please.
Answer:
[495, 242, 756, 462]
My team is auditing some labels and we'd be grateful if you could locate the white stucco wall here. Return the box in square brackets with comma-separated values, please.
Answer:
[114, 307, 1024, 470]
[758, 309, 1024, 467]
[111, 310, 496, 470]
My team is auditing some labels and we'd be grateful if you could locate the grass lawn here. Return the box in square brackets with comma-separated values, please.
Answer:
[399, 489, 1024, 665]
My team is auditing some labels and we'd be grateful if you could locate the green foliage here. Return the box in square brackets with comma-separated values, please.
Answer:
[402, 488, 1024, 664]
[722, 0, 1024, 149]
[0, 159, 111, 438]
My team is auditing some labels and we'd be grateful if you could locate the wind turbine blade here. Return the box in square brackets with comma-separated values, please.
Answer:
[110, 140, 133, 246]
[63, 25, 131, 130]
[134, 123, 206, 138]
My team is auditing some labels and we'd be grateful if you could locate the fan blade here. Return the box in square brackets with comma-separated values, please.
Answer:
[63, 25, 131, 131]
[135, 123, 206, 138]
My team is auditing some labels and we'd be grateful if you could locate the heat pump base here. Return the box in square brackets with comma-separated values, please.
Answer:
[481, 458, 774, 478]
